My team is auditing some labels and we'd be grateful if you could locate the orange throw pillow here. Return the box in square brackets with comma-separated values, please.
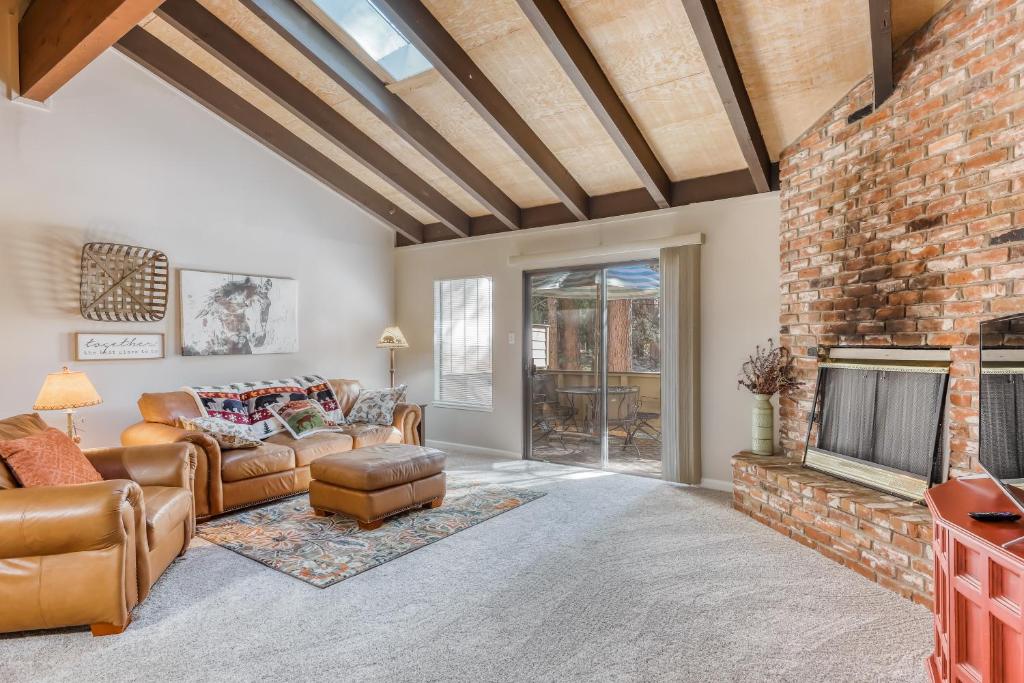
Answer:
[0, 428, 103, 487]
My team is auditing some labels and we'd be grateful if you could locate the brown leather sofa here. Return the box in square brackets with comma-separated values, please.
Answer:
[121, 379, 422, 520]
[0, 413, 195, 636]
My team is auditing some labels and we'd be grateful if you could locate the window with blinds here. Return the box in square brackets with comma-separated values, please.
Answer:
[433, 276, 493, 410]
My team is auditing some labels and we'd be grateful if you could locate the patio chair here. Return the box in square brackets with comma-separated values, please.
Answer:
[608, 387, 642, 455]
[531, 373, 573, 448]
[627, 396, 662, 445]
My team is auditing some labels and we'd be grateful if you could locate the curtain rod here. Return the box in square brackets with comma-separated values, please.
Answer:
[506, 232, 704, 268]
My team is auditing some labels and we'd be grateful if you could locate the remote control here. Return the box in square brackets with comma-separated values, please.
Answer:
[969, 511, 1022, 522]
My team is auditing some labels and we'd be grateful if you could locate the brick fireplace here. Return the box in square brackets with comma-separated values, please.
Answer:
[733, 0, 1024, 604]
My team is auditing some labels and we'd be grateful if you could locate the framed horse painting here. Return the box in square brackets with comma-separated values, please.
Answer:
[179, 269, 298, 356]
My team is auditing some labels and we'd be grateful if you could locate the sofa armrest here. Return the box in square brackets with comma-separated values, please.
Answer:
[392, 403, 422, 446]
[121, 421, 222, 519]
[0, 480, 143, 559]
[85, 443, 196, 490]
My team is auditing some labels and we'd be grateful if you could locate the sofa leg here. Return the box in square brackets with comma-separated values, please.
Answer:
[424, 497, 444, 509]
[90, 619, 129, 636]
[358, 519, 385, 531]
[313, 509, 331, 517]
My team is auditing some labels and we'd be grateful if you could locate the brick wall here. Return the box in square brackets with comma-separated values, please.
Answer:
[778, 0, 1024, 476]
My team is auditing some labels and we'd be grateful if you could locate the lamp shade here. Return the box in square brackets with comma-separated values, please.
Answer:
[376, 326, 409, 349]
[33, 367, 102, 410]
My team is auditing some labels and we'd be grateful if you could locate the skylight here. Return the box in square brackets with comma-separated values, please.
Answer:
[311, 0, 432, 81]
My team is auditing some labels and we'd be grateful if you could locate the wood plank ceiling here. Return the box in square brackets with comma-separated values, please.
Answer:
[108, 0, 947, 246]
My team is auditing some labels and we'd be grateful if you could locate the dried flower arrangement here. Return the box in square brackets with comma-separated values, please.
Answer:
[737, 339, 799, 396]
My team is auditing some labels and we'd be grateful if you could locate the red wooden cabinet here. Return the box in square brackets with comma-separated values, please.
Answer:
[926, 478, 1024, 682]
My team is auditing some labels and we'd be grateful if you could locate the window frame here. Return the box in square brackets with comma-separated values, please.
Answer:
[432, 275, 494, 412]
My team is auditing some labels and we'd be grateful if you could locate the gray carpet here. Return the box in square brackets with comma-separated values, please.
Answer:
[0, 453, 932, 682]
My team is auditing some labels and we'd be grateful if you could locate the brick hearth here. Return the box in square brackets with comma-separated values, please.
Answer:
[732, 453, 934, 608]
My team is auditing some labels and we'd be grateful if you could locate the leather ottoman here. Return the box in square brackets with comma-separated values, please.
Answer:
[309, 443, 446, 530]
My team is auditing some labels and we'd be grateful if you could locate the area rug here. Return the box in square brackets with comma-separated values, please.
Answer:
[197, 484, 546, 588]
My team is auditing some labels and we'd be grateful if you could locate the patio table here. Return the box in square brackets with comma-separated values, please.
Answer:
[556, 386, 639, 437]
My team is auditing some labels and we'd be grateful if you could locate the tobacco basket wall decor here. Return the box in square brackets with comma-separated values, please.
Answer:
[80, 242, 169, 322]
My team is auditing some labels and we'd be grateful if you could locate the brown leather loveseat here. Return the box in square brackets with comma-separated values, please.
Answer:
[122, 379, 421, 520]
[0, 413, 195, 636]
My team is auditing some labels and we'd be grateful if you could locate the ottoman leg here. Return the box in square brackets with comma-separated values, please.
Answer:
[313, 508, 332, 517]
[358, 519, 385, 531]
[424, 497, 444, 509]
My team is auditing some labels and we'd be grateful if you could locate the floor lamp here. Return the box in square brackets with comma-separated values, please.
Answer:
[377, 326, 409, 388]
[33, 367, 103, 443]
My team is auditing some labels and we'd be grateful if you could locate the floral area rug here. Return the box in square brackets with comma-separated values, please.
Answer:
[197, 484, 546, 588]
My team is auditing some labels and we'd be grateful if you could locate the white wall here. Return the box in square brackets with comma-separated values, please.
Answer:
[0, 48, 396, 447]
[395, 193, 781, 485]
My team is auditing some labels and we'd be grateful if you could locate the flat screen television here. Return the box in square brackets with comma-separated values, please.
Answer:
[979, 313, 1024, 518]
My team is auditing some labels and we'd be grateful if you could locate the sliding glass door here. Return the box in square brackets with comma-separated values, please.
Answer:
[524, 261, 661, 477]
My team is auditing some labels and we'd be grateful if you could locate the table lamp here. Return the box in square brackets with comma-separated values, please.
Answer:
[33, 367, 102, 443]
[376, 326, 409, 388]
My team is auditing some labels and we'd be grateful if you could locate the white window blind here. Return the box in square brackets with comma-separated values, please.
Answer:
[433, 276, 493, 410]
[531, 324, 549, 369]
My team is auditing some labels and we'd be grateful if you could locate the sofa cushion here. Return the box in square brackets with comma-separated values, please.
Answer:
[221, 443, 295, 483]
[342, 423, 402, 449]
[139, 391, 202, 426]
[265, 431, 353, 467]
[141, 485, 192, 549]
[0, 413, 49, 489]
[0, 428, 103, 488]
[329, 379, 362, 416]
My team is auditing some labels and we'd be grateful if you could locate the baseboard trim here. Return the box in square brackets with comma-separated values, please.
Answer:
[425, 441, 734, 492]
[425, 439, 521, 460]
[699, 477, 733, 492]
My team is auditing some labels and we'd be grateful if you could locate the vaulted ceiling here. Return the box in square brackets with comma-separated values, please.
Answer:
[103, 0, 946, 246]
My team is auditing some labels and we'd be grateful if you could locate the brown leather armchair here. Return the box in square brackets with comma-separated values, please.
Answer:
[0, 413, 195, 636]
[121, 379, 422, 520]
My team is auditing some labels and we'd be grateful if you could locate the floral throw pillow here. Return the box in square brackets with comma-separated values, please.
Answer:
[269, 400, 343, 440]
[179, 416, 261, 450]
[0, 428, 103, 487]
[346, 385, 407, 426]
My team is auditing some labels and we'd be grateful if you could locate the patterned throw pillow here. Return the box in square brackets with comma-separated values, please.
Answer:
[183, 386, 250, 426]
[234, 378, 308, 439]
[179, 417, 261, 450]
[299, 375, 345, 424]
[346, 385, 408, 426]
[0, 428, 103, 487]
[269, 400, 343, 440]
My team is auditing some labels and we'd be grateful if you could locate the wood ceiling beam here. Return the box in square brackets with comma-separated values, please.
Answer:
[681, 0, 771, 193]
[157, 0, 468, 237]
[373, 0, 590, 222]
[238, 0, 521, 232]
[868, 0, 894, 107]
[117, 27, 424, 243]
[410, 167, 762, 244]
[17, 0, 165, 102]
[515, 0, 671, 210]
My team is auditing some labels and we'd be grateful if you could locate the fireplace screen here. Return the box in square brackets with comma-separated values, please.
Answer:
[804, 356, 949, 500]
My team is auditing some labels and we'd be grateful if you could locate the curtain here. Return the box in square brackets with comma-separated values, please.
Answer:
[660, 245, 701, 484]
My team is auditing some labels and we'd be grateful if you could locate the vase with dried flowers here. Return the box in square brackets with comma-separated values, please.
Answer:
[737, 339, 798, 455]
